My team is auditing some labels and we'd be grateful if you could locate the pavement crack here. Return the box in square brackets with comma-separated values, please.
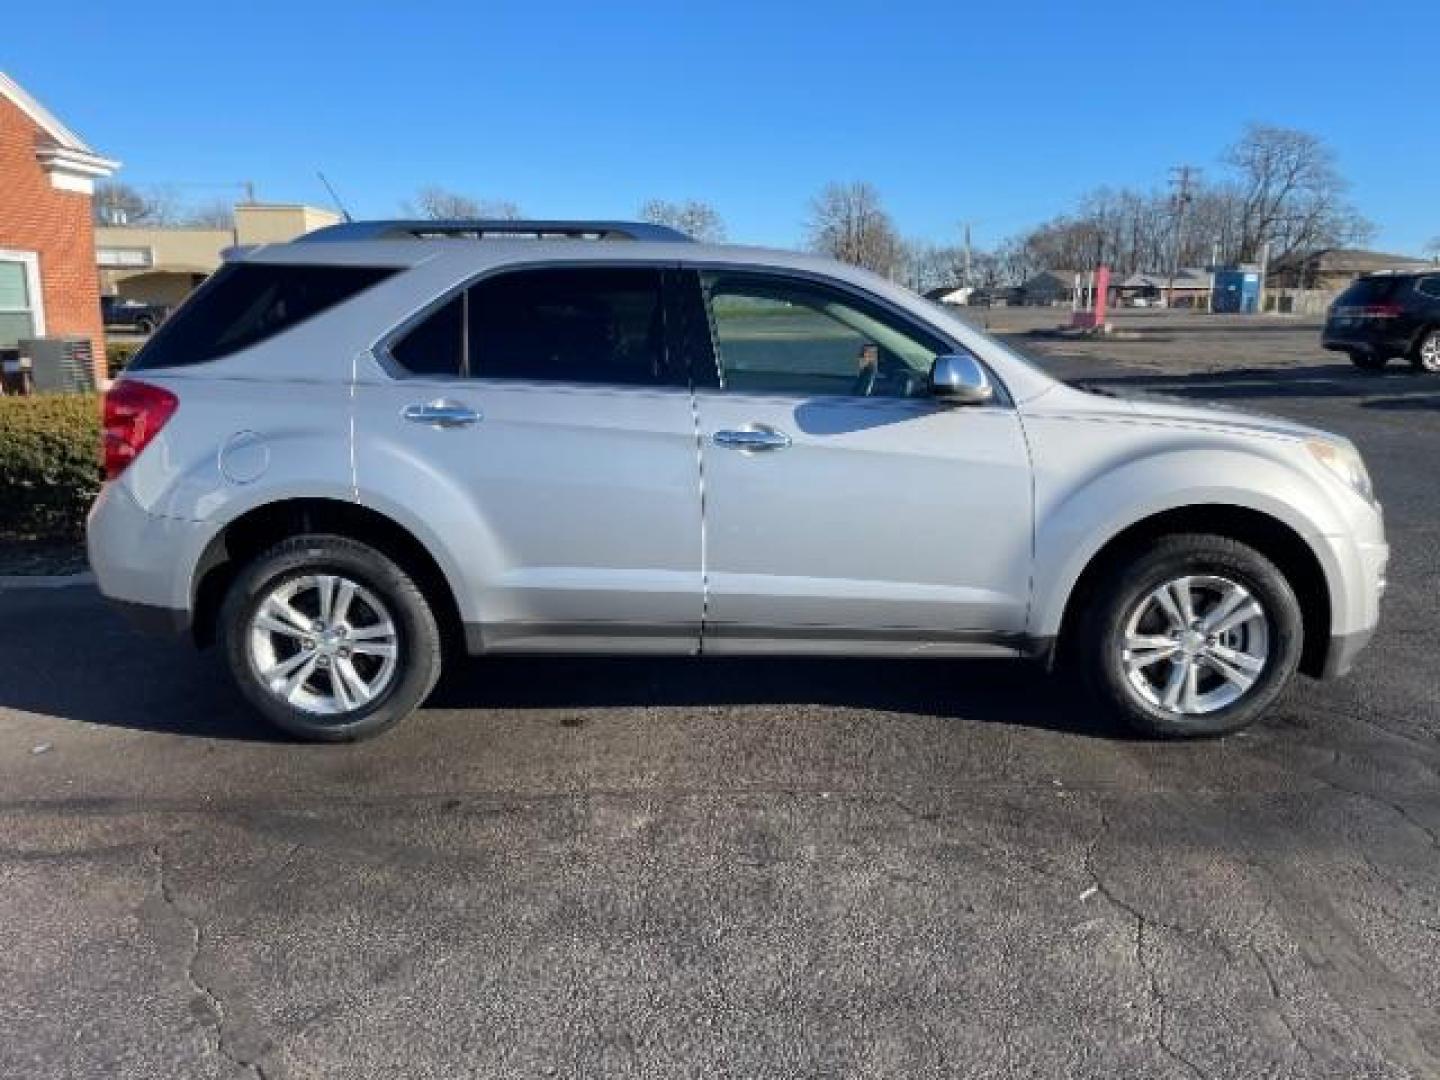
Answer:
[1085, 808, 1208, 1080]
[1247, 940, 1317, 1070]
[151, 840, 270, 1080]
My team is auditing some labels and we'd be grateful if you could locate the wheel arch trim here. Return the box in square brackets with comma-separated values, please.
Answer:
[187, 492, 471, 650]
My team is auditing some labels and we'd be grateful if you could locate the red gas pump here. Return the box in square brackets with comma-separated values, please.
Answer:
[1070, 265, 1110, 330]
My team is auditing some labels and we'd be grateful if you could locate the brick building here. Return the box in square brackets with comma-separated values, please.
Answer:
[0, 71, 118, 381]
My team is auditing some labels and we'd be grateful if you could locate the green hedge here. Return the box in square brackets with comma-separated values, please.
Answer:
[0, 394, 101, 541]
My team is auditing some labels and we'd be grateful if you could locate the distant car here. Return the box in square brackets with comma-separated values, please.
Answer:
[1322, 271, 1440, 373]
[101, 295, 167, 334]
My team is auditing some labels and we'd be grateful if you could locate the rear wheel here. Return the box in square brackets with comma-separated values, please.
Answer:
[1412, 330, 1440, 374]
[219, 534, 442, 741]
[1349, 351, 1388, 371]
[1076, 534, 1303, 738]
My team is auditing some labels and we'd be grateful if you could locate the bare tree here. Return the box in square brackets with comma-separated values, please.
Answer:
[1223, 124, 1372, 262]
[403, 186, 522, 220]
[639, 199, 726, 242]
[184, 200, 236, 229]
[93, 181, 181, 226]
[993, 237, 1038, 285]
[901, 241, 966, 293]
[806, 182, 904, 276]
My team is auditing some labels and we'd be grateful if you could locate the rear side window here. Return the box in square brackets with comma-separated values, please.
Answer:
[129, 263, 396, 370]
[387, 267, 679, 386]
[1336, 276, 1403, 305]
[1417, 276, 1440, 300]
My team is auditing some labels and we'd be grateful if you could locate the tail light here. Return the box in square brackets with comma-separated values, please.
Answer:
[1361, 304, 1403, 319]
[102, 380, 178, 480]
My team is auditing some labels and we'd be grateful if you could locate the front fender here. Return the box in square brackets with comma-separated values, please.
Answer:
[1027, 443, 1347, 641]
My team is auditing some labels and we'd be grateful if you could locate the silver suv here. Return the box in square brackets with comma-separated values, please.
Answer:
[87, 220, 1388, 741]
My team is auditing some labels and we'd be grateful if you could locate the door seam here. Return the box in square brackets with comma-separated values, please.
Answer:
[689, 386, 709, 657]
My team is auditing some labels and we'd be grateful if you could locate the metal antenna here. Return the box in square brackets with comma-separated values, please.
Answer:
[316, 171, 353, 223]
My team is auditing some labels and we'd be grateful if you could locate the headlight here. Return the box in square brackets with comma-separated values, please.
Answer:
[1306, 437, 1375, 503]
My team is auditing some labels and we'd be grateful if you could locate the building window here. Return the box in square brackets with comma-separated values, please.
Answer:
[97, 247, 154, 268]
[0, 250, 45, 349]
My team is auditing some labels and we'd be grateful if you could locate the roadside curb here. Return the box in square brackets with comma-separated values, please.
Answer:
[0, 572, 96, 591]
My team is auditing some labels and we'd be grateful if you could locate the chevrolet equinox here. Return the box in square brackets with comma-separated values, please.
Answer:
[87, 220, 1388, 741]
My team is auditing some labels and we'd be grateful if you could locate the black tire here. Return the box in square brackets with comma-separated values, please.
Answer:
[137, 317, 156, 335]
[1349, 351, 1388, 371]
[1411, 329, 1440, 374]
[1075, 534, 1303, 738]
[218, 534, 442, 742]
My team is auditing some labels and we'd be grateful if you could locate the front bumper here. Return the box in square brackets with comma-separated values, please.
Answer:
[1322, 624, 1376, 680]
[1318, 536, 1387, 679]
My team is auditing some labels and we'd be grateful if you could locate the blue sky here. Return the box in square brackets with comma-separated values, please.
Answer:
[7, 1, 1437, 254]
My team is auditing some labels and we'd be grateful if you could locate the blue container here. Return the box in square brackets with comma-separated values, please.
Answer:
[1212, 268, 1260, 313]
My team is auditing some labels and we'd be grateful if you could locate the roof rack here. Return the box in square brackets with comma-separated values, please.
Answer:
[295, 219, 693, 244]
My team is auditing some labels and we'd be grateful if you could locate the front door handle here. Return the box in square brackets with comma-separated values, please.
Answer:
[712, 426, 792, 452]
[402, 400, 481, 428]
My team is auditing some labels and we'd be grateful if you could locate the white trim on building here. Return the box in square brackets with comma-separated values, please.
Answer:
[0, 71, 119, 194]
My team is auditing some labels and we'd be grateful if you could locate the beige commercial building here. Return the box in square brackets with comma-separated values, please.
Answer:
[97, 203, 341, 307]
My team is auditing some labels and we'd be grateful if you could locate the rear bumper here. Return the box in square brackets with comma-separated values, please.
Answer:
[86, 481, 206, 639]
[1322, 325, 1411, 357]
[110, 598, 191, 637]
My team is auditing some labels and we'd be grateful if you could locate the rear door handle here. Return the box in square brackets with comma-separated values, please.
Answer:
[402, 400, 481, 428]
[712, 426, 792, 452]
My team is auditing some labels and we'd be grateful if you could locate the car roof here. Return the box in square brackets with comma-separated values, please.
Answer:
[232, 235, 852, 275]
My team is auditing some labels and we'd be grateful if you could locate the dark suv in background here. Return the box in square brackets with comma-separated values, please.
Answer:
[100, 295, 168, 335]
[1323, 271, 1440, 373]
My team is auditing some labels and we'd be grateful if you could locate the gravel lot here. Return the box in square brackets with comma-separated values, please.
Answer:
[2, 311, 1437, 1079]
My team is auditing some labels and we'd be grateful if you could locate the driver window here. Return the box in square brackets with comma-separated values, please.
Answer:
[701, 272, 941, 398]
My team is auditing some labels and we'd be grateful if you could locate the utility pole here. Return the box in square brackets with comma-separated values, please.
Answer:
[1255, 240, 1271, 315]
[1165, 165, 1197, 308]
[963, 221, 973, 288]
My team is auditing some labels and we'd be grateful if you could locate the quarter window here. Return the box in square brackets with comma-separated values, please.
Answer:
[388, 267, 677, 386]
[700, 272, 943, 398]
[130, 263, 397, 370]
[1417, 276, 1440, 300]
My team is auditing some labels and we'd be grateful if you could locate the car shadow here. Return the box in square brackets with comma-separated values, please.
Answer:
[428, 654, 1126, 739]
[0, 585, 1126, 743]
[1363, 394, 1440, 412]
[791, 398, 942, 436]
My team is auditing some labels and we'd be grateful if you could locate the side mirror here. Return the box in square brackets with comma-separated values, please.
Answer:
[929, 353, 994, 405]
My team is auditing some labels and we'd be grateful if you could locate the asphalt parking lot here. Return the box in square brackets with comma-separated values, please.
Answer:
[2, 311, 1437, 1079]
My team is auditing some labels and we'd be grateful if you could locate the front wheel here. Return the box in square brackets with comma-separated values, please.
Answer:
[219, 534, 442, 741]
[1412, 330, 1440, 374]
[1076, 535, 1304, 738]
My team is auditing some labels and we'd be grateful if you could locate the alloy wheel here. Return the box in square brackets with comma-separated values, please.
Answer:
[1119, 574, 1270, 716]
[1420, 332, 1440, 373]
[247, 574, 400, 716]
